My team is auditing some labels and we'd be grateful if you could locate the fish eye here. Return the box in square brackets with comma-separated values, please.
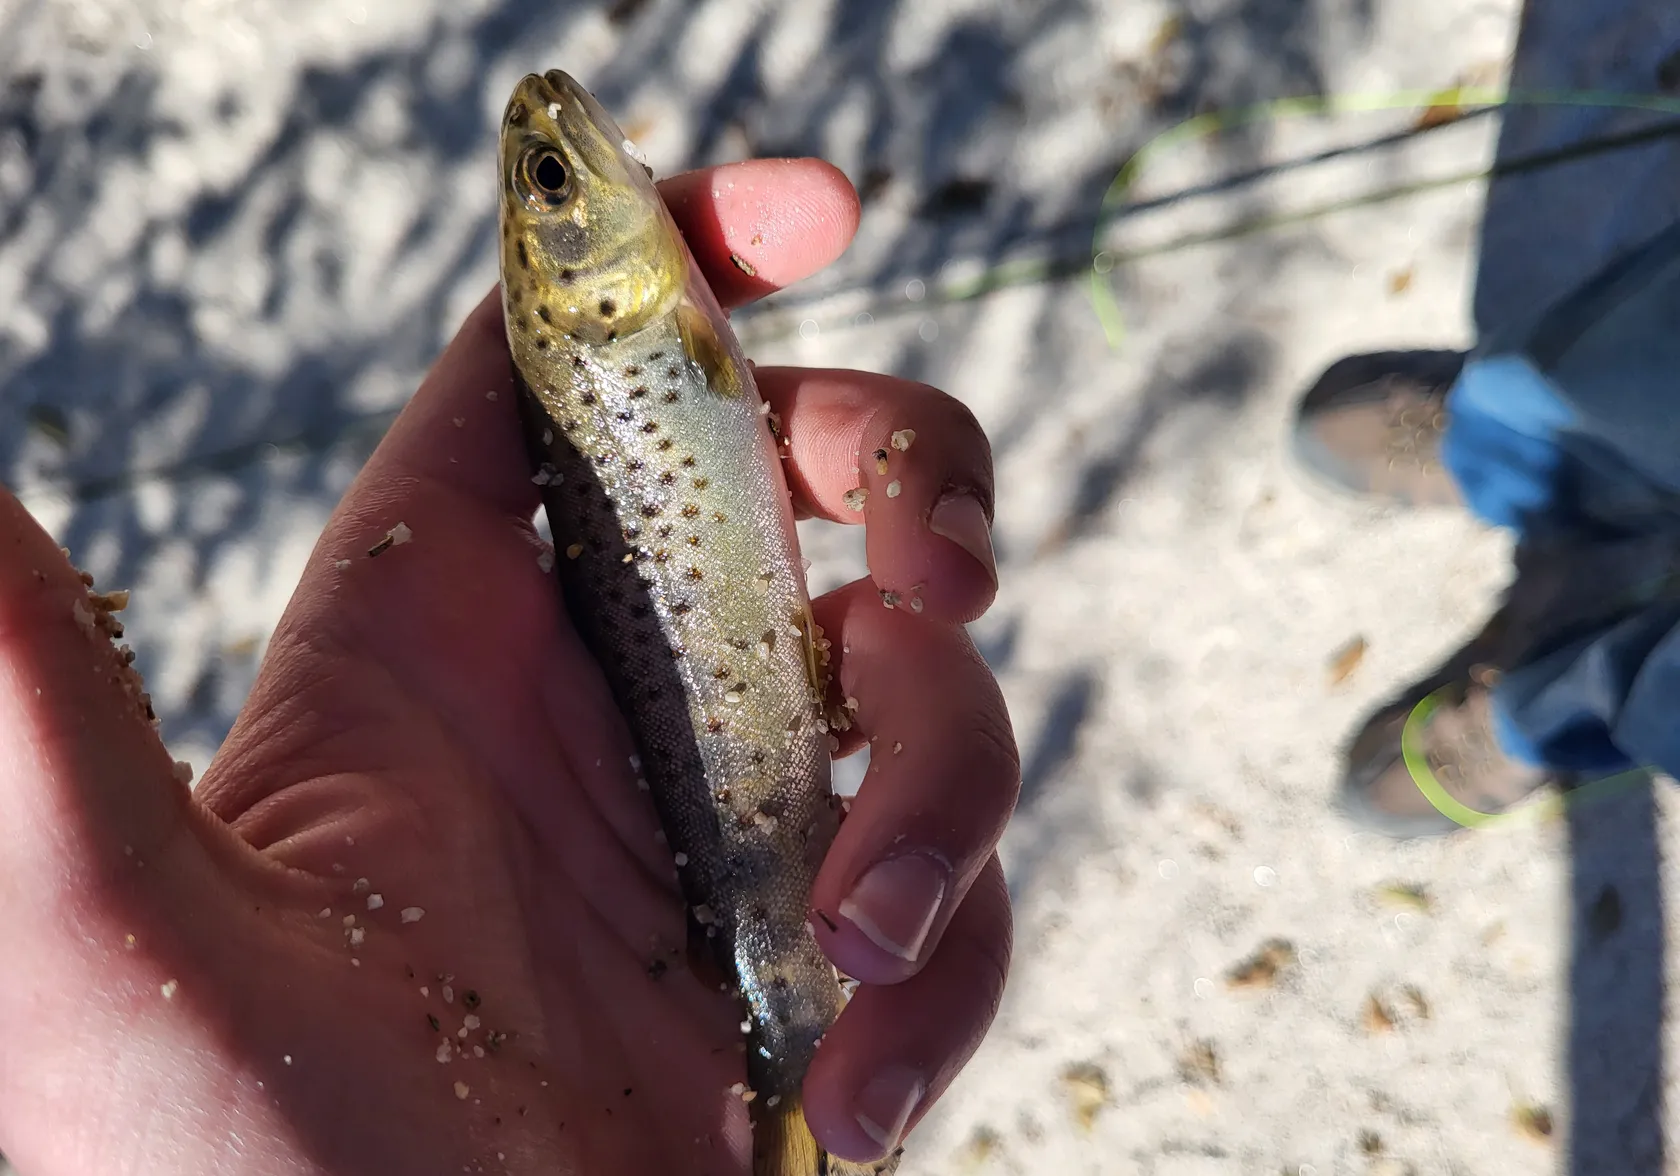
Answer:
[522, 147, 571, 204]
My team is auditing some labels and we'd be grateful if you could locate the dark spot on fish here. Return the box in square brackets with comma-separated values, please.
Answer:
[607, 330, 618, 342]
[627, 459, 644, 472]
[649, 351, 664, 361]
[516, 240, 530, 269]
[654, 550, 670, 563]
[622, 526, 641, 541]
[640, 421, 659, 434]
[681, 455, 696, 468]
[713, 667, 731, 680]
[579, 392, 596, 405]
[688, 566, 704, 580]
[657, 524, 673, 537]
[640, 503, 660, 518]
[599, 298, 616, 317]
[672, 601, 691, 615]
[656, 471, 675, 487]
[509, 288, 523, 306]
[713, 511, 727, 523]
[687, 535, 701, 546]
[616, 411, 633, 422]
[625, 365, 642, 377]
[534, 338, 549, 350]
[563, 418, 579, 431]
[571, 354, 586, 368]
[671, 647, 686, 659]
[681, 504, 700, 518]
[656, 439, 673, 451]
[667, 365, 682, 378]
[560, 268, 576, 283]
[751, 750, 765, 765]
[537, 306, 553, 325]
[693, 477, 710, 490]
[630, 386, 648, 399]
[663, 391, 679, 403]
[707, 717, 724, 733]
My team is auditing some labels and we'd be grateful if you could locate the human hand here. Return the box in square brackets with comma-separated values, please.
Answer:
[0, 158, 1017, 1175]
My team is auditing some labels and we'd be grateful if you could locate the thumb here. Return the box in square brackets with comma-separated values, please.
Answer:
[0, 488, 193, 904]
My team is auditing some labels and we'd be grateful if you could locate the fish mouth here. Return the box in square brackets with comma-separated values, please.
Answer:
[506, 70, 631, 154]
[541, 68, 587, 103]
[504, 70, 622, 138]
[502, 71, 575, 134]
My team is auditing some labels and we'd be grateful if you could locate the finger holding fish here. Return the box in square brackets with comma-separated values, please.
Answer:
[808, 578, 1020, 987]
[762, 366, 999, 624]
[803, 854, 1012, 1165]
[657, 161, 862, 310]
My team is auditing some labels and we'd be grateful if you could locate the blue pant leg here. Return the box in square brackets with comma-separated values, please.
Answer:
[1439, 228, 1680, 776]
[1440, 355, 1577, 534]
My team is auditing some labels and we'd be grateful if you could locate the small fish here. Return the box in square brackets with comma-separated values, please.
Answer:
[497, 70, 898, 1176]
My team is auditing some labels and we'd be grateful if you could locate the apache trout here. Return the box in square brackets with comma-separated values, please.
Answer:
[496, 70, 898, 1176]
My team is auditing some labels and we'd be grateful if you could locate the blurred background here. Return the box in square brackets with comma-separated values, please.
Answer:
[6, 0, 1680, 1172]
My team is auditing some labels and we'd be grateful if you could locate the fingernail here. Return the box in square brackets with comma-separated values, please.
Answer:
[838, 853, 947, 963]
[929, 492, 996, 584]
[855, 1065, 924, 1154]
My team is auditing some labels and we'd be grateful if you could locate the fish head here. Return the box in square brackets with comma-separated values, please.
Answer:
[499, 70, 685, 345]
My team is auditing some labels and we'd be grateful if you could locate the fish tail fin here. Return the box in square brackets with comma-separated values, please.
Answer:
[752, 1094, 903, 1176]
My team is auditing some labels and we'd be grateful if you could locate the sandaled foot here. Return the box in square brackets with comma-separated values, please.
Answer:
[1291, 349, 1466, 509]
[1338, 668, 1562, 839]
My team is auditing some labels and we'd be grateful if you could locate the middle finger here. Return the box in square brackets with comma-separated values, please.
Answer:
[762, 366, 999, 625]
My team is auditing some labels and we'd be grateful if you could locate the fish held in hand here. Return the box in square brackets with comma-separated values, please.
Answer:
[496, 69, 900, 1176]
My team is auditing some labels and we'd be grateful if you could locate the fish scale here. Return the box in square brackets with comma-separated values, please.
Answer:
[497, 69, 900, 1175]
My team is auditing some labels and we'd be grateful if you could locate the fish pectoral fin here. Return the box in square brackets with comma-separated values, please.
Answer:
[677, 297, 745, 398]
[751, 1093, 904, 1176]
[795, 604, 829, 707]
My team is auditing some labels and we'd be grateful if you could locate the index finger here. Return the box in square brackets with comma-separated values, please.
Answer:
[656, 159, 861, 308]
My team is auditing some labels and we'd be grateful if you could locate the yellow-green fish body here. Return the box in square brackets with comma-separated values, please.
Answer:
[496, 70, 895, 1176]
